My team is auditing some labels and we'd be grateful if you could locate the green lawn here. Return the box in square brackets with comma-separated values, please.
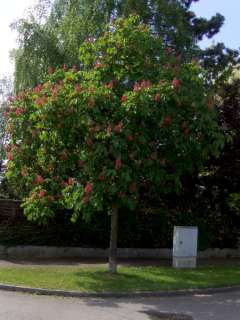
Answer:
[0, 265, 239, 292]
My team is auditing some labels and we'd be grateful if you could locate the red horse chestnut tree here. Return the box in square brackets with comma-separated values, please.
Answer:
[6, 15, 223, 273]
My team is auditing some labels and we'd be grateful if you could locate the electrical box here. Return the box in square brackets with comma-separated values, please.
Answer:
[173, 226, 198, 268]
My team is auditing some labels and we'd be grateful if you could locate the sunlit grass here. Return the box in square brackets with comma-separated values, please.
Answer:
[0, 264, 239, 292]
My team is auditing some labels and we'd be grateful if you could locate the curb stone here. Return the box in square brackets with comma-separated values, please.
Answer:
[0, 284, 239, 299]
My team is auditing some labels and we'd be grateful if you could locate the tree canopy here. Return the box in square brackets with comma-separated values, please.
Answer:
[7, 15, 224, 271]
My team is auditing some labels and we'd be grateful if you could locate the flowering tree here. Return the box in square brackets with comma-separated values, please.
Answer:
[6, 16, 223, 273]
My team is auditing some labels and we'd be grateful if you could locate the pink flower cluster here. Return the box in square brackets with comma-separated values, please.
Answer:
[15, 108, 24, 116]
[35, 175, 44, 185]
[115, 158, 122, 171]
[133, 80, 152, 92]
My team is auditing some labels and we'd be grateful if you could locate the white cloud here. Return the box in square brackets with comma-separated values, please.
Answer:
[0, 0, 37, 78]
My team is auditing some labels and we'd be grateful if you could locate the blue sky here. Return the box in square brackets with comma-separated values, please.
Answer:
[0, 0, 239, 78]
[193, 0, 240, 49]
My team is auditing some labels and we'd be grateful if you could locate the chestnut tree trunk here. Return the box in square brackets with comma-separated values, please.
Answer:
[108, 206, 118, 273]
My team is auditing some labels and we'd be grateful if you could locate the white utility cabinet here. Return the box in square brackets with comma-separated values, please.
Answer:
[173, 226, 198, 268]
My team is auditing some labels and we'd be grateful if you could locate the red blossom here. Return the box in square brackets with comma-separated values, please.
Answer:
[98, 174, 105, 181]
[107, 124, 113, 135]
[165, 47, 173, 54]
[7, 152, 13, 161]
[89, 127, 95, 133]
[94, 61, 105, 69]
[114, 121, 123, 133]
[127, 135, 134, 142]
[35, 175, 44, 184]
[3, 111, 9, 119]
[75, 84, 82, 93]
[87, 138, 93, 147]
[121, 95, 128, 103]
[105, 81, 114, 89]
[84, 182, 93, 194]
[15, 108, 24, 116]
[67, 177, 74, 185]
[17, 91, 27, 100]
[163, 116, 172, 126]
[115, 158, 122, 171]
[8, 96, 14, 102]
[172, 78, 181, 90]
[208, 100, 215, 110]
[133, 82, 141, 92]
[141, 80, 151, 89]
[63, 64, 68, 71]
[48, 195, 55, 202]
[61, 181, 67, 188]
[134, 80, 151, 91]
[72, 65, 78, 72]
[36, 96, 47, 107]
[155, 93, 161, 102]
[129, 181, 137, 193]
[48, 67, 54, 74]
[163, 63, 171, 70]
[33, 84, 43, 94]
[4, 144, 11, 152]
[39, 190, 46, 199]
[52, 84, 61, 97]
[183, 127, 189, 137]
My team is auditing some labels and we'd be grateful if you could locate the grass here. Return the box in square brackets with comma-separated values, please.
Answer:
[0, 264, 239, 292]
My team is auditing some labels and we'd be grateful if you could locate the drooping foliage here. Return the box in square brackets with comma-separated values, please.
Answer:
[0, 77, 12, 172]
[12, 0, 239, 92]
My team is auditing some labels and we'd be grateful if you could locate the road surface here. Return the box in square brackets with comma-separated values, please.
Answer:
[0, 290, 239, 319]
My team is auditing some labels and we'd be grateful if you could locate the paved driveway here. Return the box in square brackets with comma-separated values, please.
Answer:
[0, 290, 240, 320]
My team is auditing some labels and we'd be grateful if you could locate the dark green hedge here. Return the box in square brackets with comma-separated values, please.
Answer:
[0, 203, 238, 249]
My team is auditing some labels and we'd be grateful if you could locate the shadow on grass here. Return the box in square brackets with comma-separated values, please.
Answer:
[73, 266, 240, 292]
[0, 265, 239, 294]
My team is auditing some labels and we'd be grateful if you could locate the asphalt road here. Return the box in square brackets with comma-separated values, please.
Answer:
[0, 290, 240, 319]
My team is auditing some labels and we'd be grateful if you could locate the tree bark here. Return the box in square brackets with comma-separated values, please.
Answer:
[108, 206, 118, 274]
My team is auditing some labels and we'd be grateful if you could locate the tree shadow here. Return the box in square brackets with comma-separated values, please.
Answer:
[141, 310, 193, 320]
[73, 265, 240, 293]
[82, 290, 240, 320]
